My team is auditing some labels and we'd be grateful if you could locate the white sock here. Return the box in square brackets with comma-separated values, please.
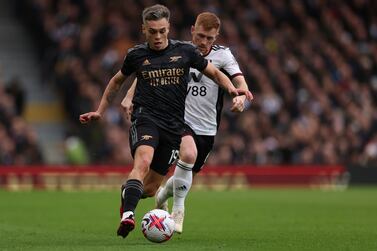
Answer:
[173, 160, 193, 212]
[156, 176, 174, 204]
[121, 211, 133, 220]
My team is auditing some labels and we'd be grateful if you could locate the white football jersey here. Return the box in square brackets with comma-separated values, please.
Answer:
[185, 45, 243, 136]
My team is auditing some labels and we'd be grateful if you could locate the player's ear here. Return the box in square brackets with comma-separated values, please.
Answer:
[142, 24, 146, 35]
[213, 29, 219, 42]
[191, 25, 195, 35]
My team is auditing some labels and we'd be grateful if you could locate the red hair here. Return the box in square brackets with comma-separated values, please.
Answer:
[195, 12, 221, 31]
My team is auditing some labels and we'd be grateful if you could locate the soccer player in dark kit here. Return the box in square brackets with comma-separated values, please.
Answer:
[123, 12, 252, 234]
[79, 4, 253, 239]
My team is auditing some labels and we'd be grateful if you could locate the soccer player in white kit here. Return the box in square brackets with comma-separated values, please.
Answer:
[122, 12, 252, 234]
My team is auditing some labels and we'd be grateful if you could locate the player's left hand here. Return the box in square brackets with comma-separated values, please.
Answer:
[231, 96, 246, 112]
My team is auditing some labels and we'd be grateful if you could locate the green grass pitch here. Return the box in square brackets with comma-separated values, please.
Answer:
[1, 188, 377, 251]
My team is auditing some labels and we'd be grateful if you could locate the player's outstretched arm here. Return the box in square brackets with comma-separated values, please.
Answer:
[202, 63, 253, 101]
[231, 75, 254, 112]
[79, 71, 129, 124]
[121, 78, 137, 120]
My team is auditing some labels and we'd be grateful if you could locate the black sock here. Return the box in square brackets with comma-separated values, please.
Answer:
[122, 179, 144, 213]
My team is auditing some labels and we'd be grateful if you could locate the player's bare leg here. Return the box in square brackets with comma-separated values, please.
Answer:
[143, 169, 165, 198]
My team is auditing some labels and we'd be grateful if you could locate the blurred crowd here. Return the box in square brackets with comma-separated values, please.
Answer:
[13, 0, 377, 166]
[0, 77, 43, 164]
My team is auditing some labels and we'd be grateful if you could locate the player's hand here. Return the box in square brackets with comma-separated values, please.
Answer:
[79, 111, 101, 124]
[234, 89, 253, 101]
[228, 88, 253, 102]
[121, 96, 133, 121]
[231, 96, 246, 112]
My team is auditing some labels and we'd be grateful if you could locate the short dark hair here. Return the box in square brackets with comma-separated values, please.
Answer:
[142, 4, 170, 24]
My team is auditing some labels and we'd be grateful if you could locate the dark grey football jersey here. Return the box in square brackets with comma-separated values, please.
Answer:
[121, 39, 208, 135]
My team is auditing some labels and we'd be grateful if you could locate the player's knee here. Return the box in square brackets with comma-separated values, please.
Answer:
[135, 156, 152, 176]
[179, 148, 197, 164]
[140, 155, 152, 168]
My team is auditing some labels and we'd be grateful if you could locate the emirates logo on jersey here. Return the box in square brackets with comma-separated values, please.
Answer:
[141, 67, 184, 86]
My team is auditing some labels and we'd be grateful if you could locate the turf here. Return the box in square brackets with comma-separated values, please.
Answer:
[0, 188, 377, 251]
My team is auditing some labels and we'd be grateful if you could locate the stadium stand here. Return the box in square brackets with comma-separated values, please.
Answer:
[11, 0, 377, 166]
[0, 1, 46, 165]
[0, 78, 43, 165]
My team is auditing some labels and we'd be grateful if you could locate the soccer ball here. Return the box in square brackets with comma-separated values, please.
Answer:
[141, 209, 174, 243]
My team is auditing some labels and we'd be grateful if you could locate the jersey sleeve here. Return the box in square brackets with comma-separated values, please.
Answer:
[187, 45, 208, 72]
[221, 48, 243, 79]
[121, 49, 136, 76]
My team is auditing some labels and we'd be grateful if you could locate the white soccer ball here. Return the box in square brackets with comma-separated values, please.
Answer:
[141, 209, 174, 243]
